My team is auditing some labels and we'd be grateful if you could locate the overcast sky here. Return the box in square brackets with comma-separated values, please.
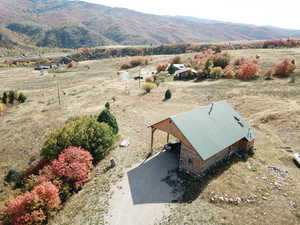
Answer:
[83, 0, 300, 30]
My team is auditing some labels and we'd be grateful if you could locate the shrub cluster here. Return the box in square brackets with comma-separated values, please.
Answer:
[0, 182, 61, 225]
[143, 82, 157, 93]
[223, 65, 236, 79]
[145, 76, 155, 83]
[209, 66, 223, 79]
[4, 169, 19, 184]
[211, 53, 230, 69]
[263, 39, 300, 48]
[156, 62, 169, 73]
[1, 91, 27, 105]
[51, 147, 93, 190]
[156, 48, 296, 81]
[2, 58, 53, 68]
[236, 61, 260, 80]
[42, 115, 115, 161]
[273, 59, 296, 77]
[188, 49, 230, 79]
[60, 39, 300, 63]
[67, 61, 77, 68]
[0, 103, 7, 115]
[1, 147, 95, 225]
[120, 57, 150, 70]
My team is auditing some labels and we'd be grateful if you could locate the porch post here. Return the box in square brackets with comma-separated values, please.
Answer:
[150, 127, 156, 155]
[167, 133, 170, 143]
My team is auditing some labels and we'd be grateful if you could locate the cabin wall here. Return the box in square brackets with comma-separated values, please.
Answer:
[179, 138, 255, 176]
[239, 139, 254, 151]
[179, 144, 204, 175]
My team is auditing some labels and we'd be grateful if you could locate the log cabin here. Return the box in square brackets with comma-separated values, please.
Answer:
[150, 100, 255, 176]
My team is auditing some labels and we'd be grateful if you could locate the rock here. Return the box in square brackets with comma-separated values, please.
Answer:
[0, 189, 3, 194]
[120, 139, 130, 147]
[248, 194, 257, 199]
[289, 201, 296, 208]
[110, 159, 116, 168]
[262, 196, 268, 200]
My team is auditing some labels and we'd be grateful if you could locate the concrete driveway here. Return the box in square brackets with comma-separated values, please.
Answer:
[106, 150, 181, 225]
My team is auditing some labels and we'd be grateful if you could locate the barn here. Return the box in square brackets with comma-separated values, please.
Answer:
[149, 100, 255, 176]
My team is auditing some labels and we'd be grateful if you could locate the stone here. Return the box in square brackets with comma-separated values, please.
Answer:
[120, 139, 130, 147]
[248, 194, 257, 199]
[110, 159, 116, 168]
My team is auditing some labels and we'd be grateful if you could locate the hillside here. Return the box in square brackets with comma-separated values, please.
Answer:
[0, 48, 299, 225]
[0, 0, 300, 48]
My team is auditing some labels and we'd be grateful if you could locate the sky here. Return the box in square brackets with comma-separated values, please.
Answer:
[83, 0, 300, 30]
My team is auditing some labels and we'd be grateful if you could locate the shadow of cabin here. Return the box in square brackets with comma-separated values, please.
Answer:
[127, 150, 180, 204]
[178, 150, 254, 203]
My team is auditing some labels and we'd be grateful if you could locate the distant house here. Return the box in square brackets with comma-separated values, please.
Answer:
[174, 68, 197, 80]
[173, 64, 186, 70]
[34, 64, 51, 70]
[149, 101, 255, 176]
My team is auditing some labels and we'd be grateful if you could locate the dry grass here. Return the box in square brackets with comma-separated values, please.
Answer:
[0, 48, 300, 225]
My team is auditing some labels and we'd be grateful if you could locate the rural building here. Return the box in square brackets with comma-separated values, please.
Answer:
[149, 101, 255, 176]
[174, 68, 197, 80]
[173, 64, 186, 70]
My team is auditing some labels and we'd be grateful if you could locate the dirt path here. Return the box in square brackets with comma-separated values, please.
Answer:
[105, 151, 182, 225]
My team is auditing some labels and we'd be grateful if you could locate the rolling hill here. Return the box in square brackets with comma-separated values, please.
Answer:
[0, 0, 300, 48]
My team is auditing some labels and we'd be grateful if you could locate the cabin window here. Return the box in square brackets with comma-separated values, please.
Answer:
[188, 158, 193, 165]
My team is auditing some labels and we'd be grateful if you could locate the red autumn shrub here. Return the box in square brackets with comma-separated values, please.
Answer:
[273, 59, 296, 77]
[156, 63, 168, 73]
[67, 61, 77, 68]
[1, 182, 60, 225]
[32, 182, 61, 210]
[26, 166, 72, 203]
[50, 146, 93, 190]
[171, 55, 184, 64]
[223, 65, 236, 79]
[120, 61, 132, 70]
[145, 76, 155, 83]
[262, 39, 300, 48]
[236, 62, 260, 80]
[119, 58, 150, 70]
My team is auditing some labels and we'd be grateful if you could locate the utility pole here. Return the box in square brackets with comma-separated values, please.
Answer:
[57, 80, 61, 105]
[139, 68, 142, 88]
[54, 74, 61, 105]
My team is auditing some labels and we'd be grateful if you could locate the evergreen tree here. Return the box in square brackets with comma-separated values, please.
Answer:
[168, 63, 176, 75]
[97, 109, 119, 134]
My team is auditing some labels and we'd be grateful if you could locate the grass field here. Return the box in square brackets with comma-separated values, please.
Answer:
[0, 48, 300, 225]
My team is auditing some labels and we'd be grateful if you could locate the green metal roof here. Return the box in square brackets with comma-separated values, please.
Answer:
[171, 100, 255, 160]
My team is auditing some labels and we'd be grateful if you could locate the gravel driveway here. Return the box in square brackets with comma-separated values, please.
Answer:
[106, 150, 181, 225]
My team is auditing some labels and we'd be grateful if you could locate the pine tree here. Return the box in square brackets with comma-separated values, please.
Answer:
[97, 109, 119, 134]
[168, 64, 175, 75]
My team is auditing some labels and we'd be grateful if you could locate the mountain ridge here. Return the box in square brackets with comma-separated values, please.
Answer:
[0, 0, 300, 49]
